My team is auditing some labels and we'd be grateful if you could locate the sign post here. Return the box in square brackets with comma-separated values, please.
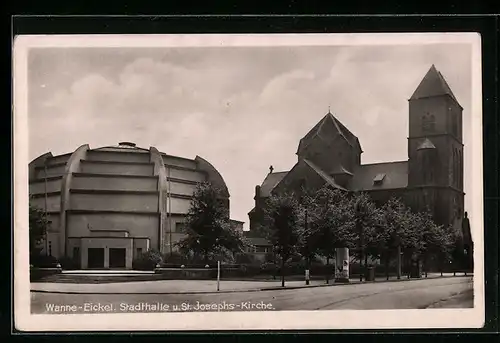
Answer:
[217, 260, 221, 292]
[334, 247, 350, 283]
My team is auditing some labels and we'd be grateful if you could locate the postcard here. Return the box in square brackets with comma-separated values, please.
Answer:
[14, 32, 484, 331]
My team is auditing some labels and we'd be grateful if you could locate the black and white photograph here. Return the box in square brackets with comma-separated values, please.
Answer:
[14, 33, 484, 331]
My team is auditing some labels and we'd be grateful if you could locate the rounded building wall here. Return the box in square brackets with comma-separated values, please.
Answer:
[28, 142, 230, 267]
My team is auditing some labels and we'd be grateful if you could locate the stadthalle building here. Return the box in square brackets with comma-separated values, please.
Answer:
[29, 142, 239, 269]
[248, 65, 466, 240]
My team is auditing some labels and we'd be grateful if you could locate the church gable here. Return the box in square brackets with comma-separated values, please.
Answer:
[259, 171, 288, 197]
[272, 159, 345, 197]
[297, 112, 360, 156]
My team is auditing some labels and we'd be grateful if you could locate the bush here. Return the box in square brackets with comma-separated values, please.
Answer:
[260, 262, 278, 274]
[163, 251, 189, 266]
[264, 252, 275, 263]
[30, 253, 59, 268]
[133, 249, 163, 270]
[235, 253, 257, 265]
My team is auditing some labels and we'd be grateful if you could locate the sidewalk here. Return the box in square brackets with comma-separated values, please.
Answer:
[31, 273, 471, 295]
[425, 289, 474, 308]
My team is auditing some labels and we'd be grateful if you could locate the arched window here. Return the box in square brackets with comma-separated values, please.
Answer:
[429, 115, 436, 132]
[459, 150, 463, 188]
[452, 149, 456, 187]
[451, 113, 458, 137]
[452, 197, 458, 220]
[422, 113, 436, 133]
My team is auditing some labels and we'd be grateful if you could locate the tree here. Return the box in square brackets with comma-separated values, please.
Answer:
[176, 182, 244, 263]
[300, 187, 356, 282]
[380, 197, 416, 279]
[350, 192, 384, 280]
[261, 192, 301, 287]
[416, 210, 454, 276]
[29, 202, 50, 258]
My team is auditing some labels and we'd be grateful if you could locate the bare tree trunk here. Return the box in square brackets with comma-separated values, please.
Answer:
[396, 246, 401, 280]
[281, 256, 285, 287]
[273, 252, 276, 280]
[406, 254, 410, 279]
[364, 254, 368, 281]
[325, 257, 330, 284]
[385, 250, 390, 281]
[424, 255, 428, 278]
[359, 253, 363, 282]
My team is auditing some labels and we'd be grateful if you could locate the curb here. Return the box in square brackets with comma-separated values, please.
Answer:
[30, 275, 471, 296]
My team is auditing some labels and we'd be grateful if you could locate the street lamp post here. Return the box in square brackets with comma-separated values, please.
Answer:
[304, 208, 310, 286]
[273, 244, 278, 280]
[396, 237, 402, 280]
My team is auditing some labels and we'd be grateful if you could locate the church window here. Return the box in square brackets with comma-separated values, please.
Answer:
[452, 149, 457, 187]
[175, 222, 186, 233]
[421, 153, 433, 184]
[451, 113, 458, 137]
[422, 113, 435, 133]
[459, 150, 463, 188]
[452, 196, 460, 220]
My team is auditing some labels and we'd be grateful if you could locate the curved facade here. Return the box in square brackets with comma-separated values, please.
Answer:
[29, 142, 230, 269]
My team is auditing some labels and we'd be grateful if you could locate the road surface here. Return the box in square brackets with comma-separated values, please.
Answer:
[31, 276, 473, 314]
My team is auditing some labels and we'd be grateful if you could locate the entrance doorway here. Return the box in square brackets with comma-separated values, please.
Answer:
[87, 248, 104, 269]
[109, 248, 126, 268]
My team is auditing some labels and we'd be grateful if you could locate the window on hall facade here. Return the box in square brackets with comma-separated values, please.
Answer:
[422, 113, 436, 133]
[175, 222, 186, 233]
[256, 246, 268, 253]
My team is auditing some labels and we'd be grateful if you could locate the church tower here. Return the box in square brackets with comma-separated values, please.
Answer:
[407, 65, 464, 230]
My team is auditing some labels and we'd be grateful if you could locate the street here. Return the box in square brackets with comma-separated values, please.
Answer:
[31, 276, 473, 313]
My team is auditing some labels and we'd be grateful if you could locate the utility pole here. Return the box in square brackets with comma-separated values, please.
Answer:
[396, 244, 402, 279]
[355, 198, 363, 282]
[304, 208, 310, 286]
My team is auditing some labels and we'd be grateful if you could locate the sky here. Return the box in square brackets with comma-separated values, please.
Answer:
[27, 42, 473, 229]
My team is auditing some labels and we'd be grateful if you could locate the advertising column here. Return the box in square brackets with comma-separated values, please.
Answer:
[335, 247, 350, 283]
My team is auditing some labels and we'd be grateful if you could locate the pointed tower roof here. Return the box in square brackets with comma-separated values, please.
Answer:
[297, 111, 362, 154]
[417, 138, 436, 150]
[410, 65, 459, 104]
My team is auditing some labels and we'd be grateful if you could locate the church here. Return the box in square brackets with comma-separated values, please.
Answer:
[248, 65, 466, 241]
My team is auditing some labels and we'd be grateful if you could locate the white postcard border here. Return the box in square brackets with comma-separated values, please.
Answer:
[13, 33, 485, 331]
